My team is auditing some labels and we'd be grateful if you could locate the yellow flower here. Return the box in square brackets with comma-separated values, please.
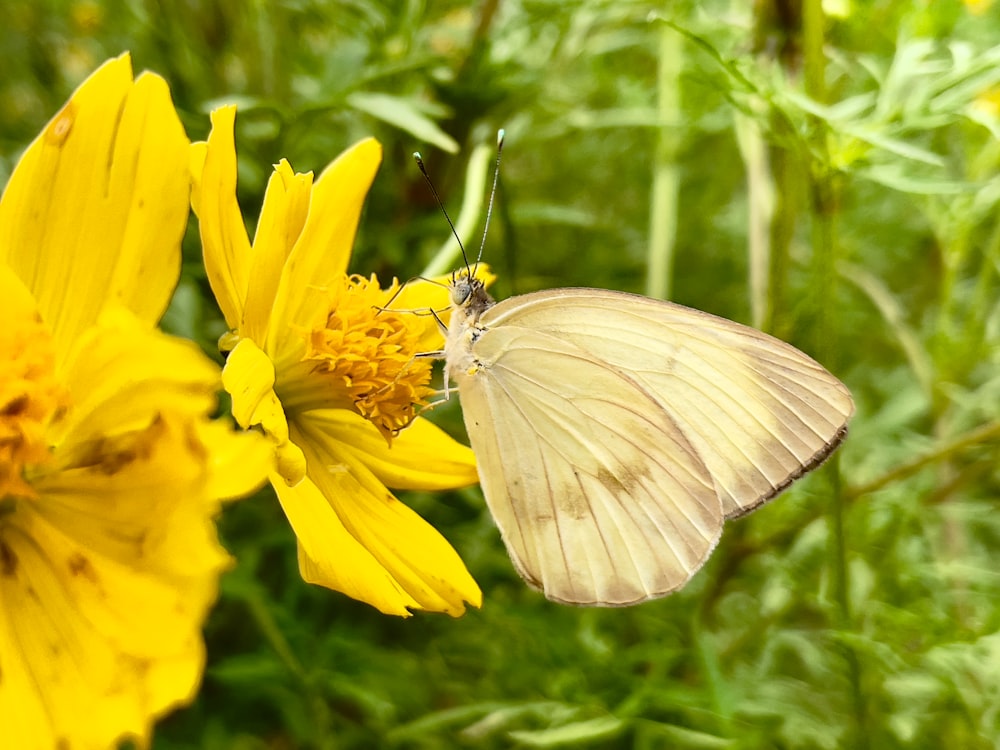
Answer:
[0, 55, 271, 749]
[191, 106, 484, 617]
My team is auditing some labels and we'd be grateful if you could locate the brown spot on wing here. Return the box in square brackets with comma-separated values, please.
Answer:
[596, 467, 627, 495]
[595, 462, 653, 496]
[556, 491, 590, 520]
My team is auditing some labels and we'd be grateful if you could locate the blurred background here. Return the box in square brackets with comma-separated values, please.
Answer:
[6, 1, 1000, 748]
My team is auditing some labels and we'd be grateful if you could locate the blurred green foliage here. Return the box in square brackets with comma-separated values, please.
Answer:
[7, 0, 1000, 748]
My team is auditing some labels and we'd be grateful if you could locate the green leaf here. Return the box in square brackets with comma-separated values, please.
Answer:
[347, 91, 459, 152]
[508, 716, 626, 746]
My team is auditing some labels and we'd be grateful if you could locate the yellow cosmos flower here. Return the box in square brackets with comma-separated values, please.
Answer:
[0, 55, 271, 749]
[191, 106, 484, 618]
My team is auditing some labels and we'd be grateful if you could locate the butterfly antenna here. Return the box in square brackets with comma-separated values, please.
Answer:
[414, 152, 471, 278]
[474, 129, 505, 276]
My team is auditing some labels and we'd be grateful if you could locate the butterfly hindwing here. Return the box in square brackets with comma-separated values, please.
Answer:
[453, 323, 723, 605]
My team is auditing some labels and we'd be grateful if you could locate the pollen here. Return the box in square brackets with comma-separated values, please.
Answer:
[302, 274, 434, 442]
[0, 308, 68, 498]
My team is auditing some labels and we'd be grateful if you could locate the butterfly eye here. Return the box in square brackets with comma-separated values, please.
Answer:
[451, 279, 473, 306]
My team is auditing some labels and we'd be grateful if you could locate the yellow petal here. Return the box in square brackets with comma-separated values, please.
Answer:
[221, 338, 306, 484]
[0, 317, 270, 746]
[0, 53, 190, 355]
[195, 106, 253, 330]
[189, 140, 207, 206]
[0, 512, 204, 750]
[0, 410, 240, 750]
[271, 472, 421, 616]
[267, 138, 382, 361]
[243, 160, 314, 343]
[300, 409, 478, 490]
[290, 415, 482, 615]
[0, 257, 40, 319]
[196, 419, 274, 501]
[51, 308, 219, 456]
[221, 338, 277, 429]
[0, 263, 66, 499]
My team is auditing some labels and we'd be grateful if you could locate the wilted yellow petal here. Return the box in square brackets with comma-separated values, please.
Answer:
[222, 338, 305, 484]
[0, 53, 189, 355]
[221, 338, 277, 429]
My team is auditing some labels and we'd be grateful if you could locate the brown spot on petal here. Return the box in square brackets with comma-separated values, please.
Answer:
[97, 448, 137, 474]
[68, 552, 98, 584]
[1, 395, 28, 417]
[183, 422, 207, 462]
[0, 540, 16, 577]
[85, 414, 167, 474]
[45, 101, 75, 145]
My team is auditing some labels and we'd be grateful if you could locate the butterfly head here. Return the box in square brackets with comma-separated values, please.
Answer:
[449, 269, 494, 321]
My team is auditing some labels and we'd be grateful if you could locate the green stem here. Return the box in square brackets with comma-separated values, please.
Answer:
[802, 0, 866, 746]
[766, 118, 800, 337]
[846, 420, 1000, 500]
[246, 584, 307, 680]
[735, 110, 773, 329]
[252, 0, 278, 99]
[646, 23, 682, 300]
[245, 585, 334, 745]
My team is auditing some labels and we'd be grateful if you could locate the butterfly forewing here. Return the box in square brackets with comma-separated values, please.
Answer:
[479, 288, 854, 519]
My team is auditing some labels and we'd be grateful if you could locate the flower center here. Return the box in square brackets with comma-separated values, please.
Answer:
[300, 274, 434, 442]
[1, 307, 68, 499]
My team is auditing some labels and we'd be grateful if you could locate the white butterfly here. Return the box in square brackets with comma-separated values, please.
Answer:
[442, 271, 854, 606]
